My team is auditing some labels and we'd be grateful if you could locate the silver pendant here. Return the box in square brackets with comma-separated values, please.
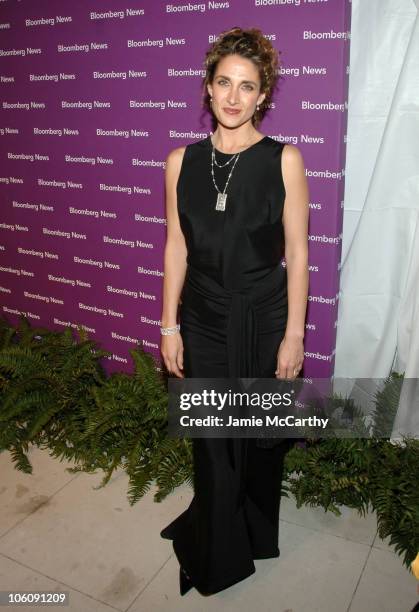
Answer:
[215, 192, 227, 211]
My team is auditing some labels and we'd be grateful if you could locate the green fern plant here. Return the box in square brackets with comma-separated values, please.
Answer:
[283, 373, 419, 570]
[371, 371, 405, 437]
[0, 314, 193, 504]
[0, 315, 108, 467]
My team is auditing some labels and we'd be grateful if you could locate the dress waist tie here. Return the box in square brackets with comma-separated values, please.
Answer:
[227, 290, 261, 378]
[185, 265, 265, 378]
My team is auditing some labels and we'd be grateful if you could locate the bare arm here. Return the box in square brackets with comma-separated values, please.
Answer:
[281, 143, 309, 340]
[160, 146, 187, 378]
[161, 146, 188, 327]
[275, 144, 309, 379]
[282, 145, 309, 338]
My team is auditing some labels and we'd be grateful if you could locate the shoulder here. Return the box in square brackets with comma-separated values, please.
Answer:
[280, 144, 306, 183]
[165, 135, 208, 169]
[281, 143, 305, 168]
[165, 146, 187, 182]
[165, 145, 187, 166]
[262, 138, 305, 172]
[263, 137, 302, 162]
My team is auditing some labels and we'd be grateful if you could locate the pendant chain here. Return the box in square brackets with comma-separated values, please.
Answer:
[211, 147, 240, 211]
[212, 149, 238, 168]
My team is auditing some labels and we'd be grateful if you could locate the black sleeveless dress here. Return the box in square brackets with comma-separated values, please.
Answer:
[161, 134, 290, 595]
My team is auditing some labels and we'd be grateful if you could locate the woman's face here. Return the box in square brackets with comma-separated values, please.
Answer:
[207, 54, 266, 129]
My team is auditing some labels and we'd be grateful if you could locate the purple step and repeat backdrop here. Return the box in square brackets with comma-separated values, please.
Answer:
[0, 0, 351, 377]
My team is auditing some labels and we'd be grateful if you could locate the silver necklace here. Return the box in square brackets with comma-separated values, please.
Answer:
[211, 143, 242, 211]
[212, 149, 238, 168]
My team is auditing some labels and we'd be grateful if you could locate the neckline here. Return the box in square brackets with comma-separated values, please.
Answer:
[208, 135, 268, 155]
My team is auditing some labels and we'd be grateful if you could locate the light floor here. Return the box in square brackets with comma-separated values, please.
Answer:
[0, 445, 417, 612]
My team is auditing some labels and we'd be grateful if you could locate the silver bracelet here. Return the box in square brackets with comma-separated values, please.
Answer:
[160, 324, 180, 336]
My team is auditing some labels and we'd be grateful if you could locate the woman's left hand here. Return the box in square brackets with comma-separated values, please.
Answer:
[275, 334, 304, 379]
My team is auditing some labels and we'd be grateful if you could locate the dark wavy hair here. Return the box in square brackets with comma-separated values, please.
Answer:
[202, 26, 282, 127]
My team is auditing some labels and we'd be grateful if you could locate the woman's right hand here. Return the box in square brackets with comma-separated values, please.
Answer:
[161, 333, 184, 378]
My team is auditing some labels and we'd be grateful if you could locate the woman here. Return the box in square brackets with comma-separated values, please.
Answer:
[160, 27, 309, 596]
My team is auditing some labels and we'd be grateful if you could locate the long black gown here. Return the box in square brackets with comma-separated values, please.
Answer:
[160, 134, 290, 595]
